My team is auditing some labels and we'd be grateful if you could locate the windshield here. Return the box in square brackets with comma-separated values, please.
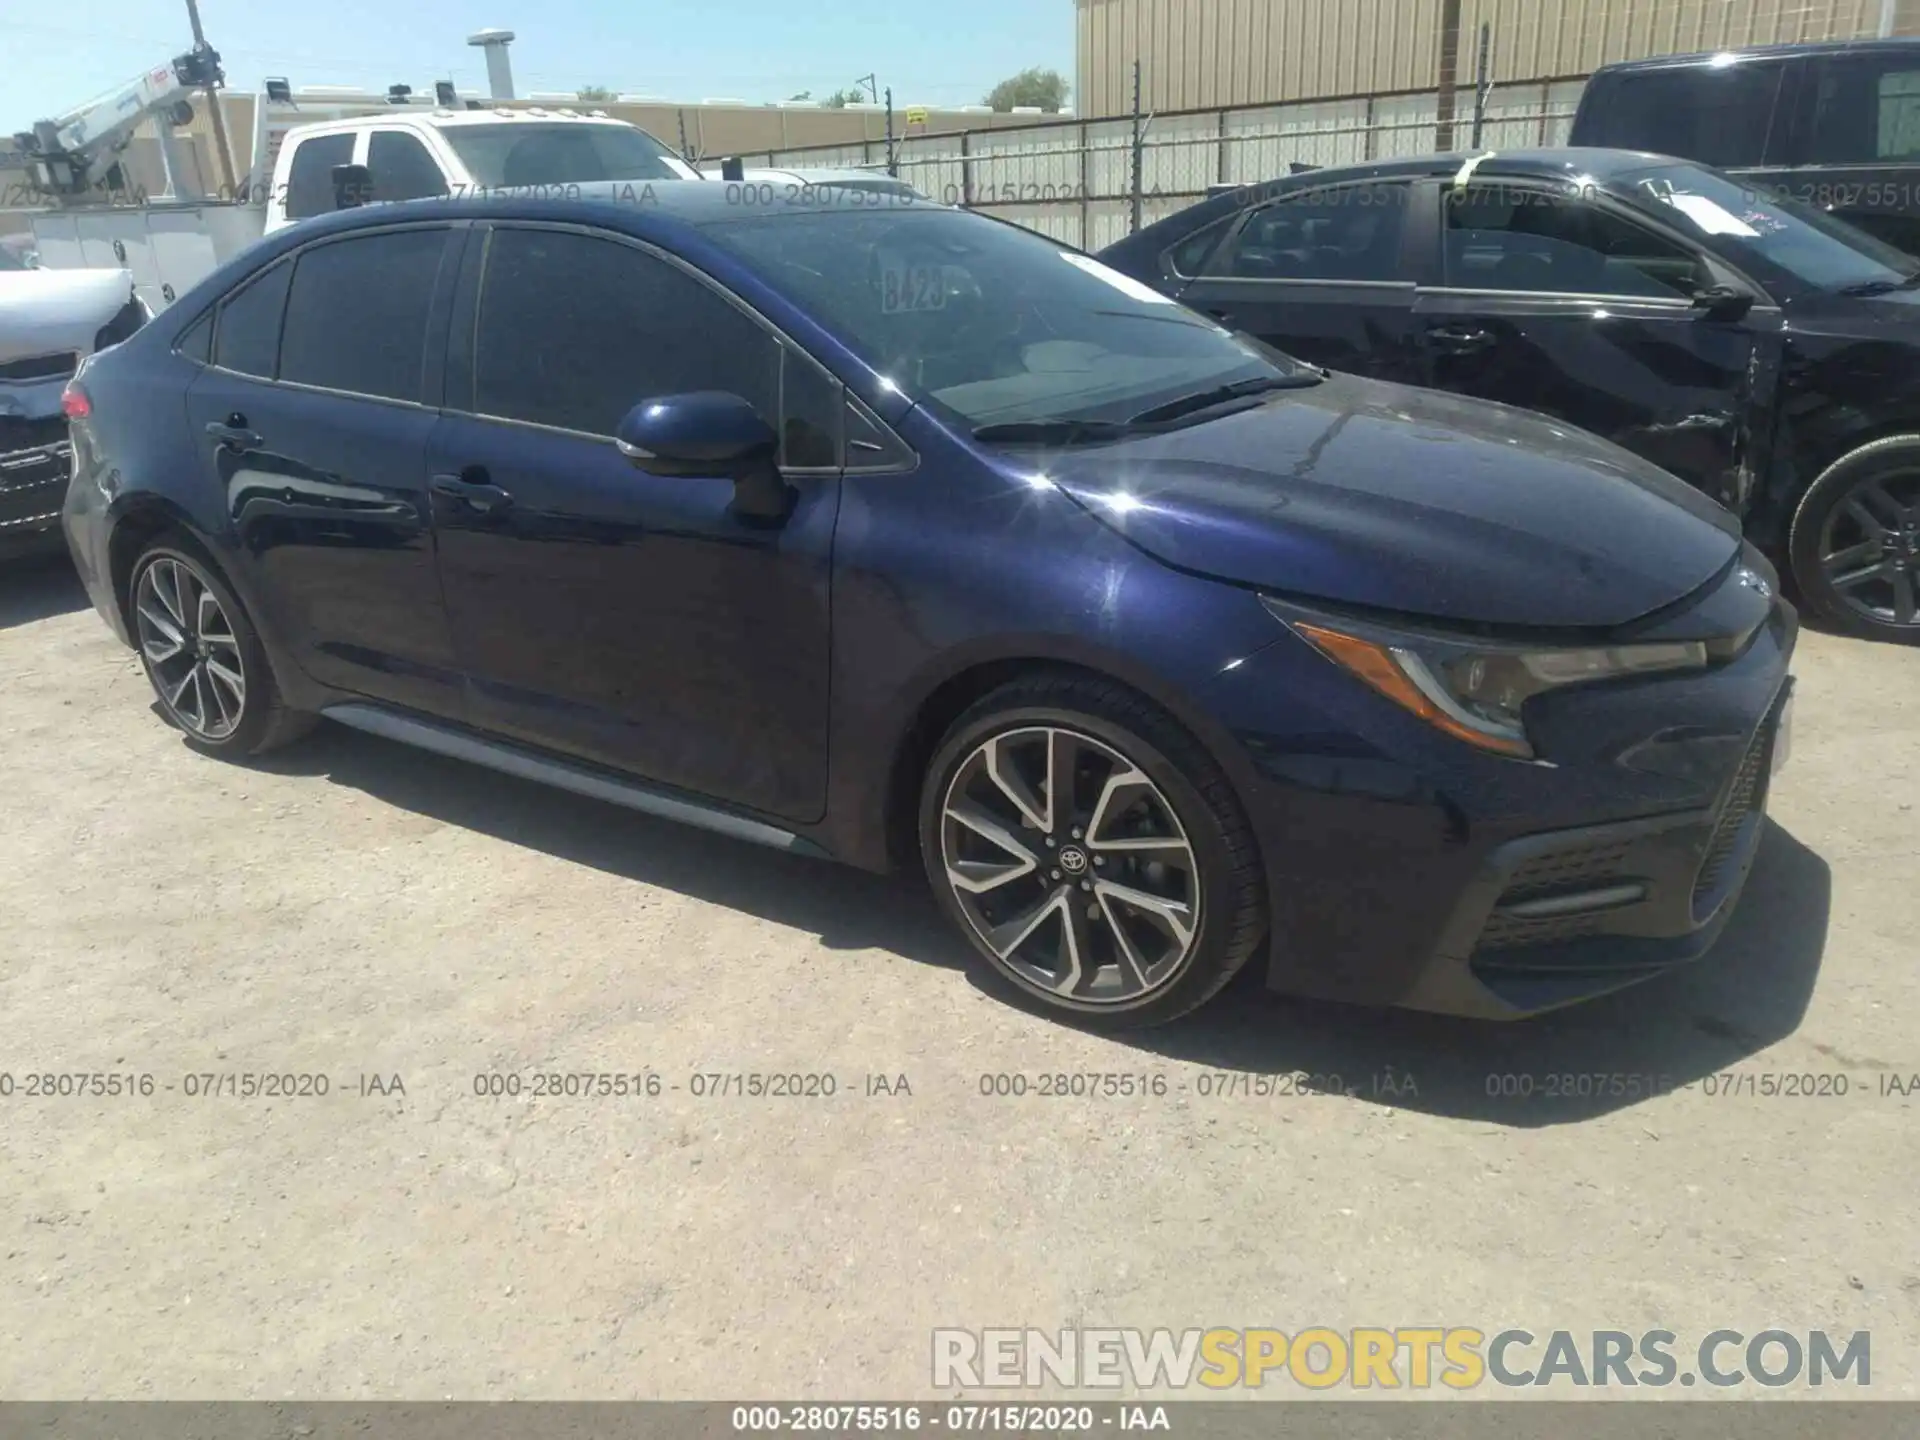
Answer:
[698, 207, 1307, 430]
[441, 123, 685, 186]
[1610, 160, 1917, 295]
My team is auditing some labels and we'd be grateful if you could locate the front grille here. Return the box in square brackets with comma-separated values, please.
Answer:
[0, 351, 79, 383]
[1476, 839, 1638, 951]
[1691, 719, 1774, 910]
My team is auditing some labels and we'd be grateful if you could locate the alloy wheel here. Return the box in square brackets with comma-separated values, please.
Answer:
[1819, 469, 1920, 628]
[134, 556, 248, 741]
[938, 726, 1200, 1005]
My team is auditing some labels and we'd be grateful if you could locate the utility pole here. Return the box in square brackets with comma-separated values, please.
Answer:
[181, 0, 238, 195]
[1434, 0, 1463, 152]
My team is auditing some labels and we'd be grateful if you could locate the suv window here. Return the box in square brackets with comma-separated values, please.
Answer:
[1805, 53, 1920, 163]
[279, 229, 447, 402]
[473, 228, 779, 438]
[212, 259, 293, 377]
[285, 133, 355, 220]
[1444, 186, 1711, 299]
[1212, 183, 1409, 281]
[1591, 63, 1787, 170]
[368, 131, 452, 203]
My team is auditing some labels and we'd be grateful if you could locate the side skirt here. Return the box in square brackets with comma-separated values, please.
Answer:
[322, 702, 833, 860]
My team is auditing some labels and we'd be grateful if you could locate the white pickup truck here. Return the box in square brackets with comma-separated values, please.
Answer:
[27, 108, 918, 313]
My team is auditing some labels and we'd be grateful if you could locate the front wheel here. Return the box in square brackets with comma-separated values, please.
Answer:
[129, 537, 314, 756]
[919, 673, 1267, 1030]
[1787, 438, 1920, 643]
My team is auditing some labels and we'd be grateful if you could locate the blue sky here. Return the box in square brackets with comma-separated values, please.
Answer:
[4, 0, 1076, 129]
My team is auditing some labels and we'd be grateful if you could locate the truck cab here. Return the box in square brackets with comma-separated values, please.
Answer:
[1571, 38, 1920, 254]
[264, 108, 922, 234]
[263, 107, 705, 232]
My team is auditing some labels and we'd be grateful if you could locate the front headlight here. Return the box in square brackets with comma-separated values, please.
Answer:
[1264, 598, 1709, 760]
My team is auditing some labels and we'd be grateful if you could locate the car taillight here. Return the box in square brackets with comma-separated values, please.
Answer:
[62, 384, 91, 420]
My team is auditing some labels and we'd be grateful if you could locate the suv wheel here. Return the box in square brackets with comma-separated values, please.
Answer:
[130, 537, 313, 755]
[1788, 437, 1920, 642]
[919, 673, 1267, 1029]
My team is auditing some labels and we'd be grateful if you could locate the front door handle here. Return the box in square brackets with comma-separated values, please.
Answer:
[431, 471, 514, 514]
[1427, 325, 1495, 353]
[205, 420, 262, 451]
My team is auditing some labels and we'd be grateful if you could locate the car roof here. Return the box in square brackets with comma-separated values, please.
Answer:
[266, 183, 965, 249]
[1590, 35, 1920, 75]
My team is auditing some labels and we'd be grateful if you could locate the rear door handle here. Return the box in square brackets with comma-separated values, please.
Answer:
[431, 471, 514, 514]
[205, 421, 262, 451]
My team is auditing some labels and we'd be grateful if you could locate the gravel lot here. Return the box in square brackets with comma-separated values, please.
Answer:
[2, 551, 1915, 1400]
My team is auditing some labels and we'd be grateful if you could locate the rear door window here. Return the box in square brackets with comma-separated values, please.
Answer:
[1803, 53, 1920, 163]
[1588, 63, 1788, 170]
[212, 259, 293, 377]
[284, 133, 355, 220]
[1211, 182, 1410, 282]
[279, 229, 448, 402]
[368, 131, 452, 203]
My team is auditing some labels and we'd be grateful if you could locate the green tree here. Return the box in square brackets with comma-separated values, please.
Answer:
[576, 85, 615, 102]
[984, 67, 1070, 112]
[820, 87, 865, 109]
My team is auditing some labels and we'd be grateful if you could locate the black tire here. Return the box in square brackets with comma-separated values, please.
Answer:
[1786, 436, 1920, 643]
[918, 671, 1267, 1030]
[128, 533, 315, 757]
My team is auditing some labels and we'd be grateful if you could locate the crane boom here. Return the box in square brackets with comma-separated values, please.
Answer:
[9, 47, 222, 198]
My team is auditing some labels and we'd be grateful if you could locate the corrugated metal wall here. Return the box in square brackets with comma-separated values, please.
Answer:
[1077, 0, 1908, 118]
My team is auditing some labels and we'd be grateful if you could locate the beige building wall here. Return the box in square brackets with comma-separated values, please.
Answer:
[1076, 0, 1918, 119]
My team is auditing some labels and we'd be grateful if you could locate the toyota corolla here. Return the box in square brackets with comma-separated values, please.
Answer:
[61, 187, 1796, 1027]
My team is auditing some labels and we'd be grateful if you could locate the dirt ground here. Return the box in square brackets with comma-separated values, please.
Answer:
[1, 551, 1915, 1401]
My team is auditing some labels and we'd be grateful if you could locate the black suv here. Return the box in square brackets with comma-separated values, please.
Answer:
[1100, 148, 1920, 642]
[1571, 38, 1920, 255]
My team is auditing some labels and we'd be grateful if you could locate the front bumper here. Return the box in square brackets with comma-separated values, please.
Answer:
[1200, 584, 1798, 1020]
[1400, 682, 1787, 1018]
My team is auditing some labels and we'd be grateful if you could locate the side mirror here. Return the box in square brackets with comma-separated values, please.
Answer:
[331, 163, 373, 210]
[1691, 283, 1755, 321]
[616, 392, 791, 521]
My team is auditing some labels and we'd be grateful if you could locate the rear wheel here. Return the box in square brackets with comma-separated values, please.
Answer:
[130, 537, 313, 756]
[919, 673, 1266, 1029]
[1787, 438, 1920, 643]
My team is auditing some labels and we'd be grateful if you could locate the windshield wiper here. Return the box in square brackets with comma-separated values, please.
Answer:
[1125, 374, 1320, 427]
[970, 418, 1138, 446]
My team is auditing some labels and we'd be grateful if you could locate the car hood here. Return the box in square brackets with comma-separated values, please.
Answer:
[0, 267, 134, 366]
[1044, 374, 1741, 630]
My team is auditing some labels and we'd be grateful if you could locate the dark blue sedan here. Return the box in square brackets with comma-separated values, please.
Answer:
[59, 185, 1797, 1027]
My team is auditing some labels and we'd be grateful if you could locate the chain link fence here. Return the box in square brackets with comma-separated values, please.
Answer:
[746, 75, 1584, 251]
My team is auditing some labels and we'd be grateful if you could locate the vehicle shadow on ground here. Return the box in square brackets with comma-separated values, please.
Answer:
[263, 724, 1832, 1129]
[0, 552, 88, 631]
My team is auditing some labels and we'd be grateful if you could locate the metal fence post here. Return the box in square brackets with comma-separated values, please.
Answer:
[1471, 23, 1493, 147]
[1364, 95, 1378, 162]
[1129, 59, 1144, 233]
[960, 130, 973, 208]
[1078, 120, 1092, 250]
